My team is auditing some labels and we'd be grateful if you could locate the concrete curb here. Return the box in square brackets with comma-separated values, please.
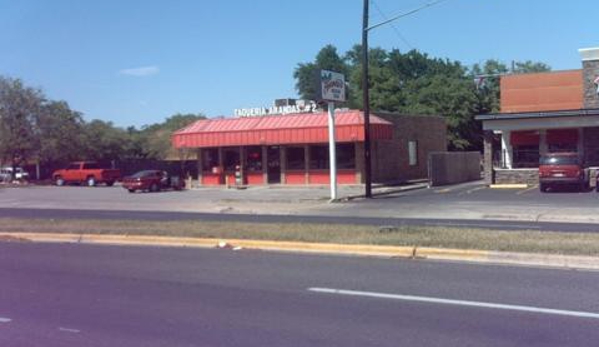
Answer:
[489, 184, 528, 189]
[340, 182, 429, 201]
[2, 232, 599, 270]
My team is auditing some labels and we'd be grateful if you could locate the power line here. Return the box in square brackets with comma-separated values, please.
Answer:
[372, 0, 414, 49]
[366, 0, 449, 32]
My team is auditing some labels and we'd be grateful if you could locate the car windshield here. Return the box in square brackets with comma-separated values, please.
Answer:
[131, 170, 157, 178]
[539, 156, 580, 165]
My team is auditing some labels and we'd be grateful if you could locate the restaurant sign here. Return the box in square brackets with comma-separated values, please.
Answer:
[316, 70, 346, 103]
[234, 101, 317, 118]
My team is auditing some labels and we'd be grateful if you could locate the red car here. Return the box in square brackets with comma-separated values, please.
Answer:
[122, 170, 185, 193]
[539, 153, 589, 192]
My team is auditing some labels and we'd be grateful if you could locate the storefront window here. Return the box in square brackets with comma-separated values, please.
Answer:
[286, 147, 305, 170]
[310, 145, 329, 170]
[245, 146, 262, 172]
[309, 144, 356, 170]
[336, 143, 355, 169]
[223, 148, 240, 171]
[513, 145, 539, 168]
[202, 148, 219, 171]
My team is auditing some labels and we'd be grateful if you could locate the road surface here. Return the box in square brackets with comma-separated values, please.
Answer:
[1, 242, 598, 346]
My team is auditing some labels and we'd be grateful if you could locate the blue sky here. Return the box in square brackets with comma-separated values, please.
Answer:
[0, 0, 596, 127]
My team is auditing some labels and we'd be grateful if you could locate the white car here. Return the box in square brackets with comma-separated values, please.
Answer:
[0, 167, 29, 182]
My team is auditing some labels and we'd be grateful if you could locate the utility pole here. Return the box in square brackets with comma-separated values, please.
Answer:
[361, 0, 446, 199]
[362, 0, 372, 198]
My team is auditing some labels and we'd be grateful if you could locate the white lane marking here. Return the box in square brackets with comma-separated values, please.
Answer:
[308, 287, 599, 320]
[0, 317, 12, 323]
[58, 327, 81, 333]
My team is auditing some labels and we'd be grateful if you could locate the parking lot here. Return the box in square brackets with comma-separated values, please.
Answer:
[1, 180, 599, 225]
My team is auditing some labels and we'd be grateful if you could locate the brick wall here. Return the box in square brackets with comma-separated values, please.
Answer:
[371, 113, 447, 183]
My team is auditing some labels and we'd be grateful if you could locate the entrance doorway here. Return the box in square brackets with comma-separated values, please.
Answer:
[267, 146, 281, 184]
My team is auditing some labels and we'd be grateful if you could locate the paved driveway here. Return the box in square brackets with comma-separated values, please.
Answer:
[1, 181, 599, 224]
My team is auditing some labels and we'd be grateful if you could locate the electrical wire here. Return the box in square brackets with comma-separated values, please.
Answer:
[372, 0, 414, 49]
[366, 0, 449, 32]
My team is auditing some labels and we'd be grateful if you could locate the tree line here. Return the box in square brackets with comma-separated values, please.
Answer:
[1, 46, 550, 172]
[294, 44, 550, 150]
[0, 76, 205, 172]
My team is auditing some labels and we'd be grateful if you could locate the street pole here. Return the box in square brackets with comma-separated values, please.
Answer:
[327, 102, 337, 201]
[362, 0, 372, 198]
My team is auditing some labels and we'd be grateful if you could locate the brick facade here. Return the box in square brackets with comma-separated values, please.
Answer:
[370, 113, 447, 183]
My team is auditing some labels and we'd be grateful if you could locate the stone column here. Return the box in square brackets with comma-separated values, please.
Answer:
[580, 47, 599, 109]
[483, 131, 494, 185]
[539, 130, 548, 156]
[501, 130, 513, 169]
[578, 128, 585, 158]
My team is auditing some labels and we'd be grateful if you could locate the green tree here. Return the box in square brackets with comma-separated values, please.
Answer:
[81, 120, 129, 162]
[139, 113, 206, 160]
[294, 44, 348, 102]
[36, 100, 85, 164]
[0, 77, 43, 177]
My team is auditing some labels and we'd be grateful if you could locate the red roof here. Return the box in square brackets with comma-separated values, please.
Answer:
[172, 110, 393, 148]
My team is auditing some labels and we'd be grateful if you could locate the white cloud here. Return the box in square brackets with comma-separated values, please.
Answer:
[119, 65, 159, 77]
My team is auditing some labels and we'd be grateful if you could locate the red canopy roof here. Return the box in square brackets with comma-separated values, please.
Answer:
[172, 110, 393, 148]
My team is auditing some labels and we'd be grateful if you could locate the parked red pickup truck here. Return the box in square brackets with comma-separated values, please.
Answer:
[52, 162, 121, 187]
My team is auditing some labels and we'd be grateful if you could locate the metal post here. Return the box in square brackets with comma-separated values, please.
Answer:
[328, 102, 338, 201]
[362, 0, 372, 198]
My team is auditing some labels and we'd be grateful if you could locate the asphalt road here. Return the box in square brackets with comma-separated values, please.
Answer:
[1, 242, 598, 346]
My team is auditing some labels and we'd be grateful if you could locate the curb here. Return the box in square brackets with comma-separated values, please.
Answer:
[341, 183, 429, 201]
[2, 232, 599, 270]
[489, 184, 528, 189]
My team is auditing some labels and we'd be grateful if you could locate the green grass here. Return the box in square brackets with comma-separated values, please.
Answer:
[2, 217, 599, 256]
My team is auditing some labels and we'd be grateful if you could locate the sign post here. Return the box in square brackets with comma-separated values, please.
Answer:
[316, 70, 346, 201]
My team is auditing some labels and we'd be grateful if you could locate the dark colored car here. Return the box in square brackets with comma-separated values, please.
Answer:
[538, 153, 589, 192]
[122, 170, 184, 193]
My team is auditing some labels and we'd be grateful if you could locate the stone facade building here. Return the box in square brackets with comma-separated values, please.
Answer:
[476, 47, 599, 185]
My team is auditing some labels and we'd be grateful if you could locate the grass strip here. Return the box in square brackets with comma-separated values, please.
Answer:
[1, 217, 599, 256]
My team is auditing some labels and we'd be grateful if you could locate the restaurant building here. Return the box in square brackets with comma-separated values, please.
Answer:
[172, 107, 446, 186]
[476, 47, 599, 185]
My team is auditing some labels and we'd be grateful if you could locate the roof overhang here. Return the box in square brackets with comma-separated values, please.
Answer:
[172, 110, 394, 149]
[476, 109, 599, 131]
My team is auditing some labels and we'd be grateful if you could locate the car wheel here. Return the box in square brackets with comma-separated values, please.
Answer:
[106, 181, 115, 187]
[539, 183, 547, 192]
[86, 176, 96, 187]
[149, 183, 159, 192]
[55, 177, 65, 186]
[128, 189, 135, 193]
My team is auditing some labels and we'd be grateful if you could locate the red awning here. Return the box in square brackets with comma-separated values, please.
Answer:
[510, 130, 539, 146]
[172, 110, 393, 149]
[547, 128, 578, 144]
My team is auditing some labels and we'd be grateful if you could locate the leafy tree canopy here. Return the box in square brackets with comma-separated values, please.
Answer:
[294, 45, 551, 150]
